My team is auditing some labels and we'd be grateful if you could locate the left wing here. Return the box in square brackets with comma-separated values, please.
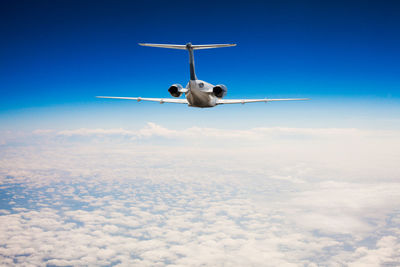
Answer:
[217, 98, 309, 104]
[96, 96, 188, 104]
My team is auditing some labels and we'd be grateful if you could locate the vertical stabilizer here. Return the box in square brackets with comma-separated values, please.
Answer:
[186, 43, 197, 80]
[138, 42, 236, 81]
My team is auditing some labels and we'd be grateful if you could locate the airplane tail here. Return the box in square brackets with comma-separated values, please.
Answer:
[138, 43, 236, 50]
[139, 42, 236, 80]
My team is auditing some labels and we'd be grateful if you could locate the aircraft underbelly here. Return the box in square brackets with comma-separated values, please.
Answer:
[186, 90, 214, 108]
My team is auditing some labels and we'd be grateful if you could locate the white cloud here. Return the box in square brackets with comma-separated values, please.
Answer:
[0, 123, 400, 265]
[52, 122, 400, 141]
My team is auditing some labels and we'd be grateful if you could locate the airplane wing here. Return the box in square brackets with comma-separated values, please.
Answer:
[96, 96, 188, 104]
[216, 98, 309, 104]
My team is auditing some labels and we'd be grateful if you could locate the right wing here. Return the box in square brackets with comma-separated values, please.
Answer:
[96, 96, 188, 104]
[217, 98, 309, 104]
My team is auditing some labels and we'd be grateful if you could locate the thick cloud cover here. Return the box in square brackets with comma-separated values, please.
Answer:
[1, 123, 400, 266]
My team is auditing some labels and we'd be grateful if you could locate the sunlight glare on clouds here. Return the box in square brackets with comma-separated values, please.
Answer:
[0, 123, 400, 266]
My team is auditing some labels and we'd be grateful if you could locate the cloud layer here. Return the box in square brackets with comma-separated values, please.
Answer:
[1, 123, 400, 266]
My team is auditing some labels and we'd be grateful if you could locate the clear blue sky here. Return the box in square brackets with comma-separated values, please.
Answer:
[1, 0, 399, 130]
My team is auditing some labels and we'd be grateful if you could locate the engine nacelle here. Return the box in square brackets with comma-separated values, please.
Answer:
[212, 84, 227, 98]
[168, 84, 183, 97]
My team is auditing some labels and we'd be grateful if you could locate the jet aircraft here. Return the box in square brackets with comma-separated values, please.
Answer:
[97, 43, 308, 107]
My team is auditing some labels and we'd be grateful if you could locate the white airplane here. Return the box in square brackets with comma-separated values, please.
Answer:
[97, 43, 308, 108]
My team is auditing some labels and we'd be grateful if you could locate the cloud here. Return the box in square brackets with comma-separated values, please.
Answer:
[53, 122, 400, 141]
[1, 123, 400, 265]
[57, 128, 136, 137]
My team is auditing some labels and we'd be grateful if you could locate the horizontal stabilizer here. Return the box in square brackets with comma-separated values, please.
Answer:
[138, 43, 187, 50]
[191, 44, 236, 50]
[138, 43, 236, 50]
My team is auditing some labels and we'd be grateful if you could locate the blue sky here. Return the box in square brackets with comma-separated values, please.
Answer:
[1, 0, 399, 130]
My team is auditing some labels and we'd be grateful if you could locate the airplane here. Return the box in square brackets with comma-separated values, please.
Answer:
[97, 43, 309, 108]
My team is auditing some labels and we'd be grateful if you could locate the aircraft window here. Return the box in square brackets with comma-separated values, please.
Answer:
[199, 82, 204, 88]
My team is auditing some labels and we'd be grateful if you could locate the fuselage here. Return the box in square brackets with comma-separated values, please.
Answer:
[185, 79, 218, 108]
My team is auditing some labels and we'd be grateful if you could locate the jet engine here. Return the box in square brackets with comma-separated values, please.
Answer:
[212, 84, 227, 98]
[168, 84, 183, 97]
